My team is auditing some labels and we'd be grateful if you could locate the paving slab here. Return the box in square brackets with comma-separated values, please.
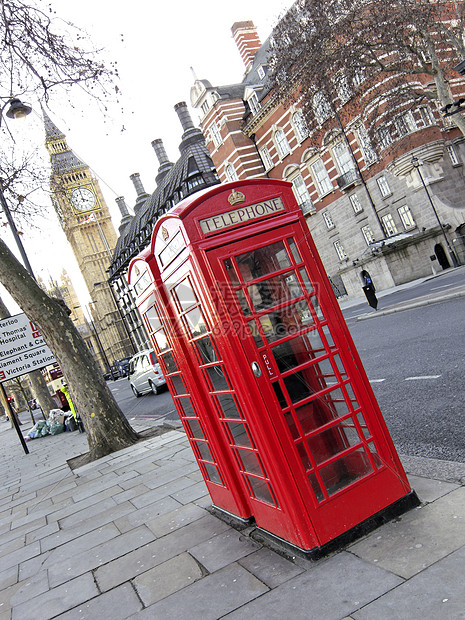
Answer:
[190, 529, 261, 573]
[57, 583, 143, 620]
[238, 547, 305, 588]
[224, 552, 403, 620]
[348, 486, 465, 578]
[407, 474, 460, 504]
[352, 545, 465, 619]
[11, 572, 98, 620]
[128, 562, 269, 620]
[145, 502, 207, 538]
[133, 552, 204, 606]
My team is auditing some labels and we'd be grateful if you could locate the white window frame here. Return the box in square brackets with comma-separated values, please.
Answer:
[394, 111, 416, 137]
[248, 91, 261, 116]
[361, 224, 376, 245]
[274, 128, 291, 159]
[210, 122, 222, 148]
[291, 174, 314, 215]
[257, 65, 265, 80]
[382, 213, 398, 236]
[201, 101, 209, 116]
[311, 158, 333, 196]
[225, 163, 239, 182]
[293, 110, 309, 142]
[334, 240, 347, 261]
[447, 144, 460, 166]
[313, 91, 332, 124]
[377, 175, 392, 198]
[356, 124, 377, 165]
[323, 211, 335, 229]
[350, 193, 363, 214]
[333, 141, 354, 175]
[259, 146, 274, 171]
[418, 106, 435, 127]
[398, 205, 416, 230]
[376, 126, 393, 150]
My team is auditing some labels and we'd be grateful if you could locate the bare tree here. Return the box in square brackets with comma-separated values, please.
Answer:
[268, 0, 465, 145]
[0, 0, 140, 459]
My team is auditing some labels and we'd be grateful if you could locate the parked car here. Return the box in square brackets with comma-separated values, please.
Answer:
[128, 349, 166, 397]
[115, 356, 132, 378]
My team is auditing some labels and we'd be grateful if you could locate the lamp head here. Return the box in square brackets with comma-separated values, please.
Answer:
[6, 98, 32, 120]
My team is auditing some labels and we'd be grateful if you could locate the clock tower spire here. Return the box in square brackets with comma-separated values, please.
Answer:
[44, 109, 133, 368]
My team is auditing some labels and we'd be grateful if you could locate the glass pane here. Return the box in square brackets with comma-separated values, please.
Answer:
[176, 396, 195, 417]
[196, 441, 213, 461]
[145, 306, 161, 332]
[320, 448, 373, 495]
[282, 371, 314, 404]
[247, 274, 303, 313]
[170, 374, 187, 395]
[205, 365, 230, 391]
[248, 320, 264, 346]
[235, 241, 291, 282]
[194, 337, 218, 365]
[367, 442, 383, 468]
[173, 278, 197, 311]
[272, 381, 288, 408]
[213, 393, 241, 419]
[306, 419, 362, 466]
[224, 258, 239, 285]
[204, 463, 222, 485]
[235, 289, 251, 316]
[296, 441, 312, 469]
[161, 352, 178, 374]
[226, 422, 253, 448]
[186, 418, 204, 439]
[299, 269, 313, 295]
[357, 412, 371, 439]
[246, 476, 276, 505]
[235, 449, 263, 475]
[271, 334, 326, 374]
[184, 307, 208, 338]
[154, 329, 169, 353]
[308, 472, 324, 502]
[322, 324, 335, 349]
[287, 238, 302, 263]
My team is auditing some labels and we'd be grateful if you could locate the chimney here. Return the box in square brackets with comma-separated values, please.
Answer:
[151, 138, 174, 185]
[231, 21, 261, 72]
[174, 101, 196, 135]
[130, 172, 146, 197]
[115, 196, 132, 233]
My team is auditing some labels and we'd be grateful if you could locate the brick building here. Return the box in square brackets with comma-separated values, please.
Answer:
[190, 19, 465, 298]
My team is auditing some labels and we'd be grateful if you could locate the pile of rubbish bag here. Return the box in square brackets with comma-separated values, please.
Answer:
[27, 409, 78, 440]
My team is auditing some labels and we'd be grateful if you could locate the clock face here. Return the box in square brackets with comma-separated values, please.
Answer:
[70, 187, 96, 211]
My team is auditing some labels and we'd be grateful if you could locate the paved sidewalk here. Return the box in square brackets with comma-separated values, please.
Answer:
[1, 414, 465, 620]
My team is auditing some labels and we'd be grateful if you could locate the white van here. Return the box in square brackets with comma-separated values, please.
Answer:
[128, 349, 166, 397]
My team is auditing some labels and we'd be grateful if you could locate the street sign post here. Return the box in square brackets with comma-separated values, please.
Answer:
[0, 313, 56, 455]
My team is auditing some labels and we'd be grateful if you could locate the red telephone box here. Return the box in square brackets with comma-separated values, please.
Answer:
[128, 179, 418, 557]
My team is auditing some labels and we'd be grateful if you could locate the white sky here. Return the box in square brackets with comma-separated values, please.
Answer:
[0, 0, 293, 311]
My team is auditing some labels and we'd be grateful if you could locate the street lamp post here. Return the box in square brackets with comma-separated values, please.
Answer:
[411, 156, 459, 267]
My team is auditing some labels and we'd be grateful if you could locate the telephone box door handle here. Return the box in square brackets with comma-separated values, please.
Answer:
[251, 361, 262, 377]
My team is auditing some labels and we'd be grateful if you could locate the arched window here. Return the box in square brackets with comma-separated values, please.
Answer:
[274, 129, 291, 159]
[293, 110, 309, 142]
[225, 163, 239, 182]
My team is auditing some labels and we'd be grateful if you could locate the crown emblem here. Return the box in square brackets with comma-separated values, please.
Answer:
[228, 189, 246, 206]
[161, 226, 169, 241]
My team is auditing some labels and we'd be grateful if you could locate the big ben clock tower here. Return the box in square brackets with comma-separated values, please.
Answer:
[43, 109, 133, 368]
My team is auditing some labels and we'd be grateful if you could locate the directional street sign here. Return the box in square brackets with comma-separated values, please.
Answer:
[0, 313, 56, 382]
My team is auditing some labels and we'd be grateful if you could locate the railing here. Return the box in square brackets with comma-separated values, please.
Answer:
[336, 168, 359, 191]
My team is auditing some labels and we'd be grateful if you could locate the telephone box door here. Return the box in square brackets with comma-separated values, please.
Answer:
[206, 224, 411, 544]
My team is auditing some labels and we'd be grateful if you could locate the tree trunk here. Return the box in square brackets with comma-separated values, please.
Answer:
[0, 238, 140, 460]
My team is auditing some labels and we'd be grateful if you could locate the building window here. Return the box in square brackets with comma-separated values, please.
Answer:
[382, 213, 398, 236]
[418, 106, 435, 127]
[335, 73, 352, 104]
[225, 164, 239, 182]
[377, 175, 392, 197]
[248, 91, 261, 115]
[334, 240, 347, 261]
[398, 205, 416, 230]
[259, 147, 274, 171]
[356, 124, 377, 165]
[323, 211, 335, 229]
[292, 174, 314, 215]
[394, 111, 416, 137]
[361, 224, 376, 245]
[293, 110, 309, 142]
[447, 144, 460, 166]
[274, 129, 291, 159]
[350, 193, 363, 214]
[257, 65, 265, 80]
[311, 158, 333, 195]
[313, 91, 332, 124]
[376, 126, 393, 150]
[210, 122, 222, 148]
[333, 141, 354, 175]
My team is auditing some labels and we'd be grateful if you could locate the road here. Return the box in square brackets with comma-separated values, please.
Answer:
[110, 268, 465, 462]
